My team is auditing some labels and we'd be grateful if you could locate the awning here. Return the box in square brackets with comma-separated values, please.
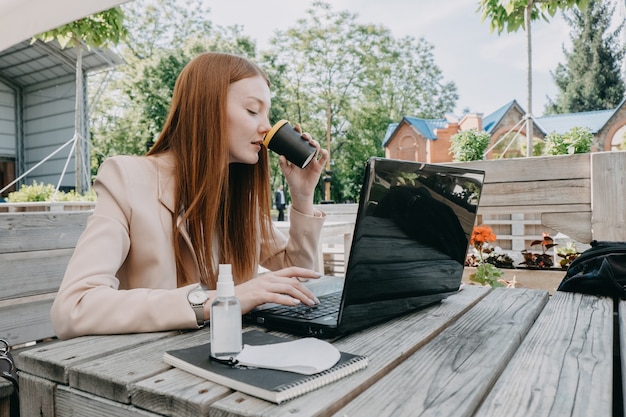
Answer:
[0, 0, 130, 52]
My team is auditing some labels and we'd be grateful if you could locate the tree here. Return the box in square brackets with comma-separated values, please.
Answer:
[89, 0, 257, 176]
[478, 0, 590, 156]
[546, 0, 625, 114]
[34, 7, 127, 193]
[263, 1, 457, 202]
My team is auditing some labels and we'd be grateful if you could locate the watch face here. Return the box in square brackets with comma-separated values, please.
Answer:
[188, 288, 208, 304]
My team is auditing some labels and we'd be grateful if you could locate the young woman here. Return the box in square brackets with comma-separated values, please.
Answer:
[51, 52, 328, 339]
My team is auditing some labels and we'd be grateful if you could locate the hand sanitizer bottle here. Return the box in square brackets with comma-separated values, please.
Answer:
[210, 264, 242, 360]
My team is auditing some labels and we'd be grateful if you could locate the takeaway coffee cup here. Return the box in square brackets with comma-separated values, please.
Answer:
[263, 120, 317, 168]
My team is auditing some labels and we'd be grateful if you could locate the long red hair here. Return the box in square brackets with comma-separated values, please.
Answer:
[148, 52, 275, 288]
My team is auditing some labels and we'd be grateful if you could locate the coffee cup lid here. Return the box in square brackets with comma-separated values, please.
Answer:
[263, 119, 289, 148]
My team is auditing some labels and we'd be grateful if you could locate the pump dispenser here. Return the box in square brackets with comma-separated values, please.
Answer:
[210, 264, 242, 359]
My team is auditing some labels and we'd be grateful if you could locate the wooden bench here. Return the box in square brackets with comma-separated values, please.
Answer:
[0, 210, 90, 416]
[449, 151, 626, 244]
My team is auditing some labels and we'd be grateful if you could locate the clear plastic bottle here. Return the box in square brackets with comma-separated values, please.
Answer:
[210, 264, 242, 360]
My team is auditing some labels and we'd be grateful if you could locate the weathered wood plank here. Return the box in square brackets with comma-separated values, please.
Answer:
[0, 299, 55, 346]
[208, 286, 491, 417]
[131, 368, 231, 417]
[17, 331, 177, 383]
[591, 152, 626, 240]
[68, 329, 216, 404]
[56, 385, 160, 417]
[447, 153, 591, 183]
[332, 288, 549, 417]
[18, 373, 55, 417]
[475, 292, 613, 417]
[0, 249, 72, 299]
[0, 210, 89, 252]
[619, 300, 626, 413]
[477, 179, 590, 208]
[542, 211, 593, 243]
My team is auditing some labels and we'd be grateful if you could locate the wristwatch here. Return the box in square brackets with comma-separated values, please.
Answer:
[187, 284, 210, 326]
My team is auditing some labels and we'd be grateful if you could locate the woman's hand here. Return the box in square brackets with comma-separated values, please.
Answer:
[279, 126, 329, 216]
[235, 266, 321, 314]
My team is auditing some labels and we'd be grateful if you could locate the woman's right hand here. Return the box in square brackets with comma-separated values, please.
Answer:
[234, 267, 321, 314]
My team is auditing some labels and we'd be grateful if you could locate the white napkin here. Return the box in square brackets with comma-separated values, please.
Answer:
[235, 338, 341, 375]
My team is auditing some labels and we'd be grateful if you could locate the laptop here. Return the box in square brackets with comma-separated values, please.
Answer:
[246, 157, 486, 338]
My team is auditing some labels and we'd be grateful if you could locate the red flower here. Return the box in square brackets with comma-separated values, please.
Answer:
[470, 225, 497, 247]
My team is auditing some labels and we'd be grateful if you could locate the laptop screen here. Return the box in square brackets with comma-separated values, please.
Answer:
[338, 158, 485, 333]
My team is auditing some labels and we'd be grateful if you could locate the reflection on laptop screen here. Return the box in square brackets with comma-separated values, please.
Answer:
[337, 158, 484, 334]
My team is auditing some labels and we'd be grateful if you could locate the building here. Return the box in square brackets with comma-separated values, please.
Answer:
[383, 99, 626, 163]
[0, 39, 122, 197]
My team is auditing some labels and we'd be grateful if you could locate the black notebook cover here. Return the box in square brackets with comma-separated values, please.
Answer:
[163, 330, 368, 404]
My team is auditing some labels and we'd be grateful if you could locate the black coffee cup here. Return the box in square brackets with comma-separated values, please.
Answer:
[263, 120, 317, 168]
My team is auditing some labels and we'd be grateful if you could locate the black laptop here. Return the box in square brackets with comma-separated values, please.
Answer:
[246, 157, 485, 338]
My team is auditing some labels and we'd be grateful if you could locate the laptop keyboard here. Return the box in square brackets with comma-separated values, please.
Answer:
[262, 291, 341, 320]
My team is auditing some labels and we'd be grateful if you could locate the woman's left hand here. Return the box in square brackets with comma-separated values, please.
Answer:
[279, 126, 328, 216]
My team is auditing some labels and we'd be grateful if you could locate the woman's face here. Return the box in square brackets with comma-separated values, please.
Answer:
[226, 75, 271, 164]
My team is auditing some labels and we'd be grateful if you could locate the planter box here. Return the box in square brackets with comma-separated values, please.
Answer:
[463, 267, 565, 295]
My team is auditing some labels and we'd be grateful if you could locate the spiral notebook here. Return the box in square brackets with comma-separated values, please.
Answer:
[162, 330, 368, 404]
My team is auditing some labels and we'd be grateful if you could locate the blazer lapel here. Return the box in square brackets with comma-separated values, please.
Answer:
[154, 154, 199, 270]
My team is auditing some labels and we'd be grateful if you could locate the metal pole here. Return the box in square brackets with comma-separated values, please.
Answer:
[525, 1, 534, 157]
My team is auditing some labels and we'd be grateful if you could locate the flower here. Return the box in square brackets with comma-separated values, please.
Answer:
[468, 225, 504, 288]
[470, 225, 497, 250]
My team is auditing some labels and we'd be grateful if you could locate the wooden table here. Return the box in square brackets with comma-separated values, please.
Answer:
[15, 285, 620, 416]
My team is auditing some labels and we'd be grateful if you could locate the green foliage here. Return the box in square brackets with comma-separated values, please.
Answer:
[88, 1, 457, 203]
[543, 126, 593, 155]
[449, 129, 491, 161]
[262, 1, 456, 202]
[469, 263, 505, 287]
[545, 0, 625, 114]
[478, 0, 590, 34]
[89, 0, 257, 177]
[34, 7, 126, 48]
[6, 182, 96, 202]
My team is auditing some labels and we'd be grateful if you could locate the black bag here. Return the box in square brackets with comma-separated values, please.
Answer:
[0, 339, 19, 417]
[558, 240, 626, 299]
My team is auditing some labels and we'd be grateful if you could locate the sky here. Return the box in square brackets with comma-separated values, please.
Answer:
[206, 0, 589, 118]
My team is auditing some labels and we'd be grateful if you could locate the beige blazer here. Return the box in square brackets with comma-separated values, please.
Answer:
[50, 153, 325, 339]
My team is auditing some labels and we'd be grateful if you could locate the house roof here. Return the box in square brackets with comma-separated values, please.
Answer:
[384, 98, 626, 148]
[0, 39, 123, 88]
[382, 116, 448, 146]
[535, 109, 615, 134]
[482, 100, 521, 134]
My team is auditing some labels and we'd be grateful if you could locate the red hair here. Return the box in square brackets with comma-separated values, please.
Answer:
[148, 52, 275, 288]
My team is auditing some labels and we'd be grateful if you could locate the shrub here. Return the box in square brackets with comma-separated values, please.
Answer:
[449, 129, 491, 162]
[6, 181, 96, 202]
[544, 126, 593, 155]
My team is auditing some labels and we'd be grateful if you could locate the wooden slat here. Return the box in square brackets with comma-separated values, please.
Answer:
[475, 292, 613, 417]
[18, 373, 56, 417]
[67, 330, 219, 404]
[619, 300, 626, 414]
[0, 210, 89, 253]
[56, 385, 161, 417]
[333, 288, 549, 417]
[447, 153, 591, 183]
[542, 211, 593, 243]
[0, 249, 72, 300]
[591, 152, 626, 240]
[0, 299, 56, 346]
[477, 179, 590, 208]
[17, 332, 177, 384]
